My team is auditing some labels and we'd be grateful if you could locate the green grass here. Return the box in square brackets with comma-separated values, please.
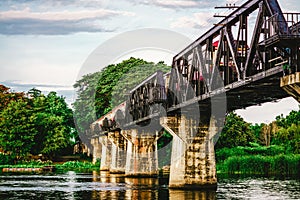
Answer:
[217, 154, 300, 176]
[0, 160, 101, 172]
[55, 160, 100, 171]
[216, 144, 300, 176]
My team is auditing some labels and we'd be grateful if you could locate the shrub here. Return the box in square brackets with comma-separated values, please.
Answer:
[220, 154, 300, 176]
[0, 153, 15, 165]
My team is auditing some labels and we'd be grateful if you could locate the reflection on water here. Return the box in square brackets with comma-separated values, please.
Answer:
[0, 171, 298, 200]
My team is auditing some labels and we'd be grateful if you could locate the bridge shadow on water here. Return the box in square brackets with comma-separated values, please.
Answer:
[89, 171, 216, 200]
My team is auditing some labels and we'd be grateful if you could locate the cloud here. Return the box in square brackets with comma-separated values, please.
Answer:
[1, 80, 73, 91]
[152, 0, 199, 8]
[129, 0, 224, 9]
[0, 8, 134, 21]
[170, 12, 214, 29]
[1, 80, 75, 106]
[0, 8, 135, 35]
[0, 0, 110, 10]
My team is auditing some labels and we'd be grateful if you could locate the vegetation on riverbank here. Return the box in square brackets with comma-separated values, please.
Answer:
[215, 108, 300, 176]
[0, 160, 100, 172]
[0, 85, 77, 161]
[216, 144, 300, 176]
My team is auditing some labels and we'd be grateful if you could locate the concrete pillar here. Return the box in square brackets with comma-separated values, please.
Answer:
[280, 72, 300, 102]
[99, 136, 112, 171]
[108, 131, 127, 173]
[122, 129, 159, 177]
[90, 137, 102, 164]
[161, 115, 218, 189]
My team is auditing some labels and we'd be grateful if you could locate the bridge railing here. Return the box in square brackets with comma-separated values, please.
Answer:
[267, 13, 300, 36]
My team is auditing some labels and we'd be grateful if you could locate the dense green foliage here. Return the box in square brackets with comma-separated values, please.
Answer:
[215, 112, 256, 149]
[0, 99, 37, 159]
[0, 153, 15, 165]
[55, 160, 100, 171]
[273, 110, 300, 153]
[157, 131, 173, 167]
[216, 109, 300, 176]
[73, 71, 102, 136]
[73, 57, 171, 136]
[0, 160, 100, 171]
[216, 143, 286, 163]
[218, 154, 300, 176]
[0, 86, 76, 161]
[29, 90, 76, 157]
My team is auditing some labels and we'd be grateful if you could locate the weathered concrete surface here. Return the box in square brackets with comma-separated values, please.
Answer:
[161, 116, 217, 189]
[99, 136, 112, 171]
[280, 72, 300, 103]
[122, 129, 159, 177]
[90, 137, 102, 164]
[108, 131, 127, 173]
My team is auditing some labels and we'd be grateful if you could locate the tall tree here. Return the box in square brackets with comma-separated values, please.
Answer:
[73, 57, 171, 139]
[73, 71, 102, 142]
[215, 112, 256, 149]
[31, 90, 76, 158]
[0, 99, 37, 160]
[273, 108, 300, 153]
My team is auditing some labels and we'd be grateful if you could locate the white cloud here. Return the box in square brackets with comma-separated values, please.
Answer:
[128, 0, 221, 9]
[0, 7, 135, 21]
[153, 0, 198, 8]
[170, 12, 214, 29]
[0, 8, 135, 35]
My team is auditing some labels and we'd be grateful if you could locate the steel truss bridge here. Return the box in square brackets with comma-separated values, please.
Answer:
[89, 0, 300, 190]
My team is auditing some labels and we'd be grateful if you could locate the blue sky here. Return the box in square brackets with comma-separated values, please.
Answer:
[0, 0, 299, 123]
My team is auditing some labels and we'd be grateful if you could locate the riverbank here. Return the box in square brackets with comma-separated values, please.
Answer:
[0, 160, 100, 173]
[216, 144, 300, 177]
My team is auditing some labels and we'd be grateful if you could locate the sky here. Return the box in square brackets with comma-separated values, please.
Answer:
[0, 0, 299, 124]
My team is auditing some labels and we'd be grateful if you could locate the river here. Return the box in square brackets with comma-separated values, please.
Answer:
[0, 171, 299, 200]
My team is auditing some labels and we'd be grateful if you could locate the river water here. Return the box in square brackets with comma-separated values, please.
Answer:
[0, 171, 299, 200]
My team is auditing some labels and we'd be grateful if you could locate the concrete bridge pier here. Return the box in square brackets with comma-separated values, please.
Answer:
[161, 115, 218, 190]
[108, 131, 127, 173]
[90, 136, 102, 164]
[99, 136, 112, 171]
[280, 72, 300, 103]
[122, 129, 159, 177]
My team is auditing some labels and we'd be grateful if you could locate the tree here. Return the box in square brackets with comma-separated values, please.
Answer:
[215, 112, 256, 149]
[251, 123, 264, 144]
[111, 60, 170, 108]
[73, 57, 171, 139]
[95, 57, 151, 116]
[273, 108, 300, 153]
[0, 86, 76, 160]
[0, 84, 25, 111]
[0, 99, 37, 160]
[31, 90, 76, 158]
[73, 71, 102, 137]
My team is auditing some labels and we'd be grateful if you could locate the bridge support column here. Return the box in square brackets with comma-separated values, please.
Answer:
[280, 72, 300, 102]
[108, 131, 127, 173]
[122, 129, 158, 177]
[161, 115, 217, 189]
[99, 136, 112, 171]
[91, 136, 102, 164]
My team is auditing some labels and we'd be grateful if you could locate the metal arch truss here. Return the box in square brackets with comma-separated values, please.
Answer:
[168, 0, 300, 107]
